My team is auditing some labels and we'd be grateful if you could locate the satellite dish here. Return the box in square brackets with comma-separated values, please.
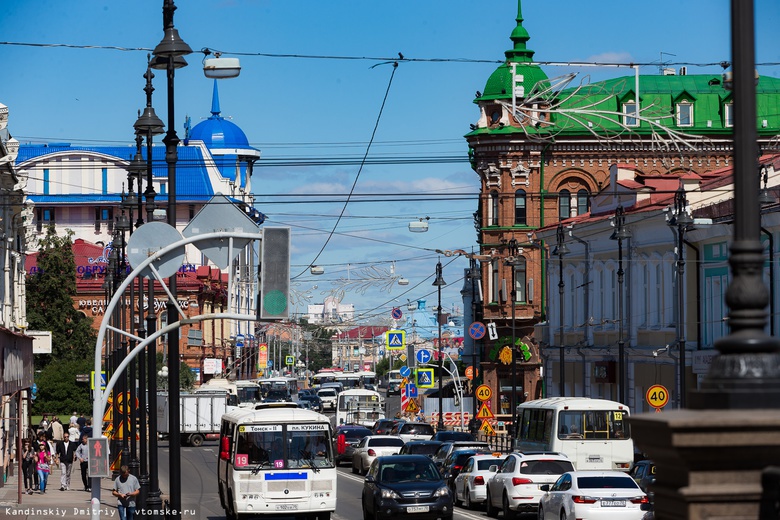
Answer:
[126, 222, 186, 279]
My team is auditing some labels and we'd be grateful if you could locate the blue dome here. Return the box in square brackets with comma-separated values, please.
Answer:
[188, 80, 251, 148]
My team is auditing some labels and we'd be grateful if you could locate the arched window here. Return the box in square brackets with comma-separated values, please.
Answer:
[489, 190, 499, 226]
[515, 190, 527, 225]
[577, 189, 590, 216]
[559, 189, 571, 220]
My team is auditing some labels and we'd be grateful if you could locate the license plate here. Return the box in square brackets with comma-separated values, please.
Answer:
[275, 504, 299, 511]
[601, 500, 626, 507]
[407, 506, 430, 513]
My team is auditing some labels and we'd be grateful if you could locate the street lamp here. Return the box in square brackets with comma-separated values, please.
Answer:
[610, 206, 631, 404]
[552, 225, 569, 396]
[432, 260, 447, 431]
[505, 238, 521, 432]
[668, 186, 693, 408]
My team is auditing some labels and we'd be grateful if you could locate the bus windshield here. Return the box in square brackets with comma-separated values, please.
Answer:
[235, 424, 333, 470]
[339, 393, 381, 411]
[557, 410, 630, 440]
[236, 386, 262, 404]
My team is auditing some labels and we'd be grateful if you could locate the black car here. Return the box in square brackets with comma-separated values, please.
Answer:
[431, 431, 475, 443]
[334, 425, 373, 465]
[398, 440, 443, 458]
[372, 419, 398, 435]
[362, 454, 454, 520]
[298, 394, 323, 412]
[440, 449, 488, 491]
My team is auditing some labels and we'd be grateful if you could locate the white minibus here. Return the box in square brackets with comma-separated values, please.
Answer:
[217, 402, 336, 520]
[515, 397, 634, 472]
[334, 388, 384, 427]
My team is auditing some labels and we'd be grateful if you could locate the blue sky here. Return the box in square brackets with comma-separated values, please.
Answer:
[2, 0, 779, 324]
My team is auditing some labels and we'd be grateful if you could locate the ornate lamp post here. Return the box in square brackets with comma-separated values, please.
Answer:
[505, 238, 521, 432]
[432, 260, 447, 431]
[552, 225, 569, 396]
[610, 206, 631, 404]
[668, 186, 693, 407]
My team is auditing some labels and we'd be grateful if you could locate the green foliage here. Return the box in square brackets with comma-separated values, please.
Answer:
[26, 227, 97, 369]
[32, 358, 93, 416]
[156, 352, 196, 390]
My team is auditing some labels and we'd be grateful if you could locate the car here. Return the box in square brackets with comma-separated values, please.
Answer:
[317, 388, 338, 411]
[485, 451, 575, 517]
[398, 440, 443, 458]
[298, 388, 316, 397]
[387, 382, 402, 396]
[431, 431, 475, 443]
[390, 421, 436, 443]
[364, 383, 377, 391]
[538, 470, 648, 520]
[351, 435, 406, 475]
[432, 441, 491, 471]
[298, 394, 324, 412]
[333, 425, 373, 466]
[452, 453, 507, 510]
[372, 418, 398, 435]
[630, 459, 657, 503]
[297, 399, 312, 410]
[440, 449, 493, 493]
[361, 454, 454, 520]
[320, 382, 344, 393]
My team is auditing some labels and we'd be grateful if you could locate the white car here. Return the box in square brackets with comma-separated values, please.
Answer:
[538, 470, 648, 520]
[485, 451, 574, 517]
[317, 388, 338, 411]
[350, 435, 405, 474]
[453, 453, 507, 509]
[390, 421, 436, 443]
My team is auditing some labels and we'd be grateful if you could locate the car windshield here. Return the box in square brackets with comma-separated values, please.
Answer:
[577, 476, 639, 489]
[342, 428, 372, 440]
[368, 437, 405, 447]
[401, 424, 435, 436]
[436, 432, 474, 441]
[405, 444, 439, 455]
[379, 461, 441, 483]
[477, 458, 505, 470]
[520, 459, 574, 474]
[453, 452, 477, 465]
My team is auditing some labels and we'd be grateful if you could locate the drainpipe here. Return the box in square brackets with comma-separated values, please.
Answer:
[539, 141, 554, 229]
[760, 227, 775, 335]
[684, 239, 704, 350]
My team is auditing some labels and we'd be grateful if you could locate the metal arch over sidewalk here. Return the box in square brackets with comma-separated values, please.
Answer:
[90, 228, 265, 520]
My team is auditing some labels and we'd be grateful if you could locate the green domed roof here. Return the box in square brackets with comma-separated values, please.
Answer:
[478, 0, 548, 103]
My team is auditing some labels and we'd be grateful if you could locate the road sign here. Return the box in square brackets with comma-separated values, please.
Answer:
[285, 355, 294, 366]
[400, 354, 407, 362]
[400, 366, 412, 378]
[476, 402, 495, 419]
[91, 371, 107, 391]
[487, 322, 498, 340]
[465, 366, 478, 380]
[646, 384, 669, 409]
[236, 334, 245, 348]
[88, 437, 111, 477]
[386, 330, 406, 350]
[405, 398, 420, 414]
[379, 349, 385, 357]
[417, 368, 434, 388]
[267, 359, 273, 367]
[76, 373, 90, 383]
[406, 384, 418, 398]
[469, 322, 486, 340]
[476, 384, 493, 402]
[416, 349, 432, 364]
[391, 307, 403, 320]
[480, 420, 496, 436]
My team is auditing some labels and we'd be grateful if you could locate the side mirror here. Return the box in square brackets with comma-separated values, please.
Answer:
[488, 465, 498, 473]
[365, 475, 375, 483]
[540, 484, 550, 492]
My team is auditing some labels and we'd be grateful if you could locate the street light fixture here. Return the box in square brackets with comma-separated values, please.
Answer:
[668, 187, 693, 407]
[552, 225, 569, 396]
[432, 260, 447, 431]
[610, 206, 631, 404]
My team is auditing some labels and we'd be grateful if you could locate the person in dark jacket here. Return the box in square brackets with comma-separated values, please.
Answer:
[56, 432, 78, 491]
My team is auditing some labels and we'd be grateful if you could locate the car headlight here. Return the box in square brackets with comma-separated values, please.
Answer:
[381, 488, 402, 499]
[433, 486, 450, 497]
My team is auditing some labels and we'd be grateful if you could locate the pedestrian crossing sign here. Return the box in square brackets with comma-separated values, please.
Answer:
[417, 368, 434, 388]
[405, 398, 420, 413]
[476, 402, 495, 419]
[386, 330, 406, 350]
[480, 419, 496, 436]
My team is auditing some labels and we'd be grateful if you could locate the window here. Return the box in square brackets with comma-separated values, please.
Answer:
[577, 189, 590, 216]
[559, 189, 570, 219]
[514, 190, 526, 225]
[513, 258, 527, 303]
[95, 207, 114, 232]
[677, 102, 693, 127]
[724, 103, 734, 127]
[489, 191, 499, 226]
[622, 102, 639, 127]
[491, 259, 500, 303]
[36, 207, 55, 232]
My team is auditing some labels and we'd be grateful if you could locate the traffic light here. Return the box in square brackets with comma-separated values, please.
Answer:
[88, 437, 110, 477]
[258, 227, 290, 320]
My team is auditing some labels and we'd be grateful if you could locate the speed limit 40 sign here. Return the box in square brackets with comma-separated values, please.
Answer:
[646, 384, 669, 409]
[475, 384, 493, 402]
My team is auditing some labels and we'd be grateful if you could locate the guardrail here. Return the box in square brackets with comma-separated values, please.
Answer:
[476, 431, 515, 453]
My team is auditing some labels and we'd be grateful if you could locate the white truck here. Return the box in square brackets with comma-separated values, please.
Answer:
[157, 391, 227, 447]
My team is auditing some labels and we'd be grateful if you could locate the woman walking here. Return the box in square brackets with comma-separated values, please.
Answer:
[22, 439, 37, 494]
[36, 440, 53, 493]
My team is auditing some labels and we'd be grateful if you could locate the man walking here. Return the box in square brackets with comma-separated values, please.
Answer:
[75, 434, 90, 492]
[56, 431, 78, 490]
[112, 465, 140, 520]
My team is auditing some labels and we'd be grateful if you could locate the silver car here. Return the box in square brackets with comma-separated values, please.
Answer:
[351, 435, 405, 475]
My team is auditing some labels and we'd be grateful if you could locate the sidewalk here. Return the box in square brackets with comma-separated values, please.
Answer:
[0, 467, 118, 519]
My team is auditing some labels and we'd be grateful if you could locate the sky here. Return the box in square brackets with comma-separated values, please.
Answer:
[2, 0, 779, 325]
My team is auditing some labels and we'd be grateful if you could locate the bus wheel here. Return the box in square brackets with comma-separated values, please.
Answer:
[189, 434, 204, 447]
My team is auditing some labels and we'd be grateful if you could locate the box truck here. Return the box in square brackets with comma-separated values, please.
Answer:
[157, 391, 226, 446]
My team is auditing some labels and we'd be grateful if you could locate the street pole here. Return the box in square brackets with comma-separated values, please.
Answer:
[553, 225, 569, 396]
[611, 206, 631, 405]
[432, 260, 446, 430]
[506, 239, 520, 433]
[670, 187, 693, 408]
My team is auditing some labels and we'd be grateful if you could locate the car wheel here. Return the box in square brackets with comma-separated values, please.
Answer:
[503, 492, 515, 520]
[453, 484, 461, 507]
[463, 487, 473, 510]
[486, 489, 498, 518]
[351, 461, 358, 474]
[560, 510, 567, 520]
[362, 504, 374, 520]
[537, 506, 544, 520]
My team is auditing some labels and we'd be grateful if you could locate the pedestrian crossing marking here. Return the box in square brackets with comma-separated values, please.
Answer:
[476, 402, 494, 419]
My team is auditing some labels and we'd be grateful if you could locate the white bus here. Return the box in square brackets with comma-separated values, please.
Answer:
[197, 378, 262, 407]
[515, 397, 634, 472]
[334, 388, 385, 428]
[385, 369, 403, 396]
[257, 376, 299, 401]
[217, 402, 335, 520]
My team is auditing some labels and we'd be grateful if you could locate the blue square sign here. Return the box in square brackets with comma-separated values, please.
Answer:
[406, 384, 418, 398]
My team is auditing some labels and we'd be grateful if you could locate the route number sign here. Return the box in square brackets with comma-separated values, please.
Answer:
[475, 384, 492, 402]
[646, 384, 669, 409]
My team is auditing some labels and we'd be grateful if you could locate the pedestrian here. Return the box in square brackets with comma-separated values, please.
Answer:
[112, 465, 140, 520]
[36, 440, 53, 493]
[50, 416, 64, 441]
[76, 413, 87, 431]
[21, 439, 37, 494]
[68, 422, 80, 440]
[56, 431, 78, 491]
[75, 434, 90, 492]
[80, 419, 93, 439]
[39, 414, 49, 435]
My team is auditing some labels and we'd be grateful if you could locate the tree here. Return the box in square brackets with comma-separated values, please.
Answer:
[27, 227, 97, 369]
[33, 358, 93, 417]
